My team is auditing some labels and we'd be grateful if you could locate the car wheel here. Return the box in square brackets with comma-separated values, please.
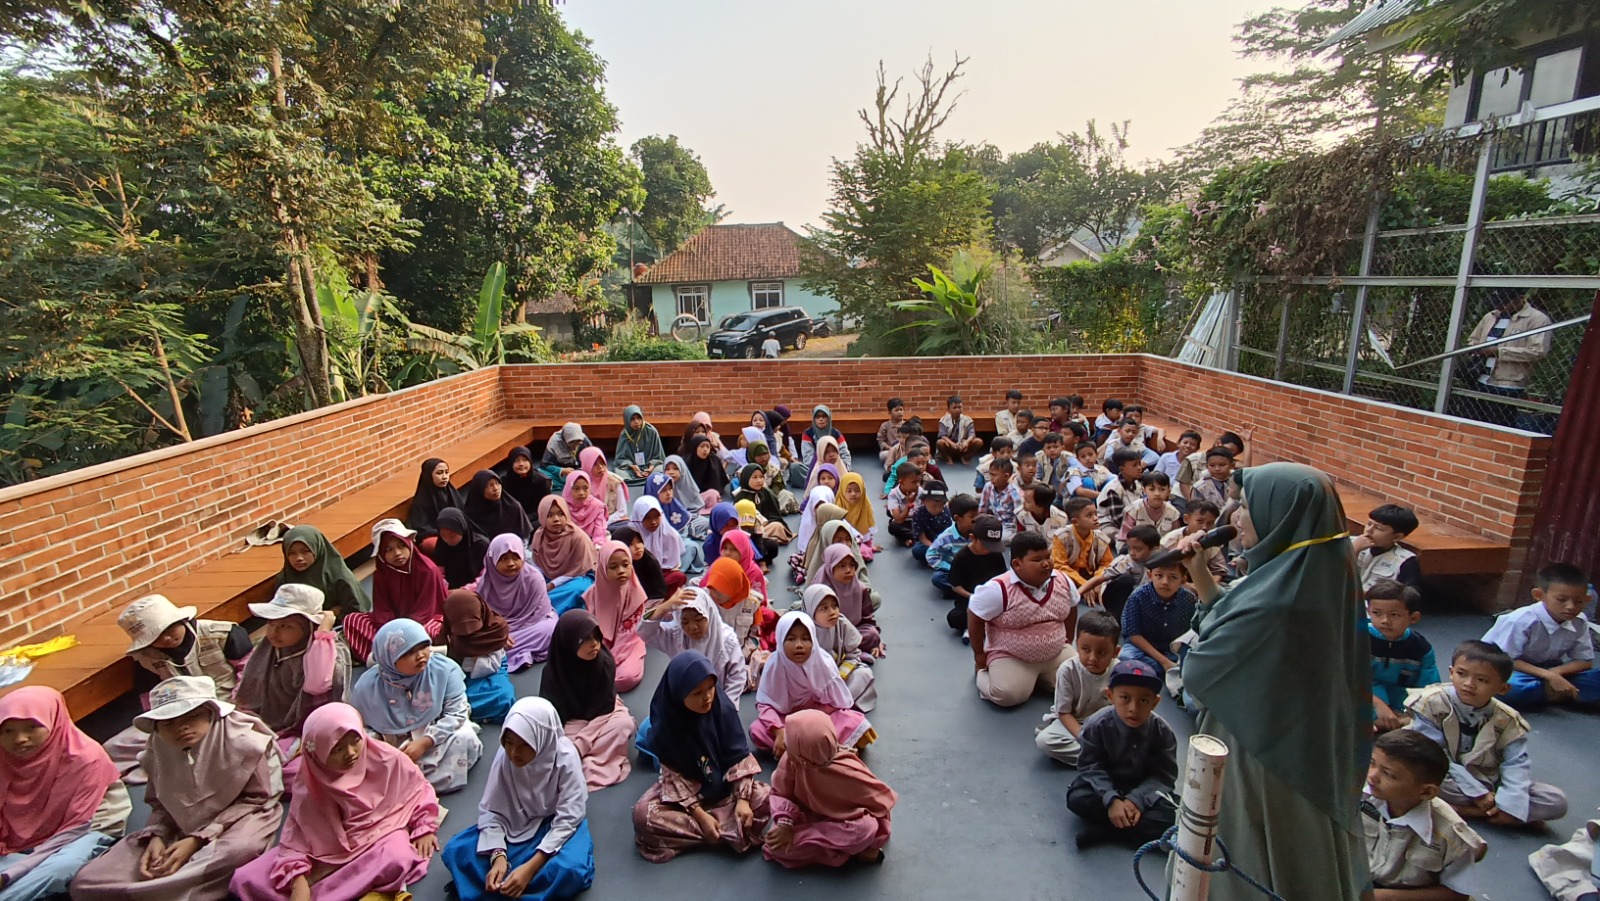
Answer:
[743, 343, 760, 359]
[793, 331, 808, 350]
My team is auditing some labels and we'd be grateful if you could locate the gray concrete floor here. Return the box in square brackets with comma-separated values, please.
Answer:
[81, 462, 1598, 900]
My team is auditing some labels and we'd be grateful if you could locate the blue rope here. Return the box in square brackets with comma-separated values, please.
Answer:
[1132, 826, 1287, 901]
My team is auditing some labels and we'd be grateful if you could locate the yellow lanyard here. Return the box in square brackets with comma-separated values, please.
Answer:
[1282, 531, 1349, 553]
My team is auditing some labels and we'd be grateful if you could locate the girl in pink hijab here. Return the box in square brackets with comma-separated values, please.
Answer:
[0, 687, 127, 898]
[560, 471, 610, 547]
[579, 447, 631, 524]
[763, 709, 896, 868]
[750, 612, 875, 758]
[582, 540, 649, 692]
[533, 495, 599, 618]
[229, 703, 441, 901]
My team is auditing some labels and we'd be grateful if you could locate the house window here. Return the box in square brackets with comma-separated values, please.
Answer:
[750, 281, 784, 309]
[675, 285, 709, 322]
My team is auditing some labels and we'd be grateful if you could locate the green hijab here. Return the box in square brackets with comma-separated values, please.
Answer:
[1183, 462, 1368, 832]
[277, 525, 370, 614]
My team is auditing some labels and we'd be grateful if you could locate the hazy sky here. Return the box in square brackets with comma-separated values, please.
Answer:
[563, 0, 1277, 229]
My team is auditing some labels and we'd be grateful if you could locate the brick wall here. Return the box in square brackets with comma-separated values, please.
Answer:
[1137, 355, 1551, 608]
[0, 368, 505, 647]
[498, 355, 1142, 424]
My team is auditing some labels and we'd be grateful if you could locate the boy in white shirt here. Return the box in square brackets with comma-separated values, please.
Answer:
[1483, 562, 1600, 709]
[995, 389, 1022, 440]
[1036, 610, 1119, 765]
[1155, 430, 1201, 484]
[1362, 729, 1487, 900]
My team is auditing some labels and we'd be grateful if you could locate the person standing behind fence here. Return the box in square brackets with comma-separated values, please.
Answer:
[1461, 288, 1551, 427]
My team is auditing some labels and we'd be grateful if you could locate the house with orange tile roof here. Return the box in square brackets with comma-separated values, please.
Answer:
[634, 222, 836, 328]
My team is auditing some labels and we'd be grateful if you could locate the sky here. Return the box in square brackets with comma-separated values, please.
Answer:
[563, 0, 1278, 230]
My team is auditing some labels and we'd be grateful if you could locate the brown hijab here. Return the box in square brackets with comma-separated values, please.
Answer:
[531, 495, 597, 580]
[440, 588, 512, 663]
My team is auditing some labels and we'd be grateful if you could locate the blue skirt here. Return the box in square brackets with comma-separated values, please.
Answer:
[548, 575, 595, 616]
[633, 715, 659, 770]
[443, 821, 595, 901]
[466, 663, 517, 724]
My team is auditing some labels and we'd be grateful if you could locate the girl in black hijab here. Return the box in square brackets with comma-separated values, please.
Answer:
[496, 446, 552, 524]
[427, 507, 490, 589]
[685, 434, 730, 500]
[407, 458, 463, 542]
[461, 469, 533, 542]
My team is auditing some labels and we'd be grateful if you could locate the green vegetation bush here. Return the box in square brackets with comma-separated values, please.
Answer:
[600, 318, 708, 362]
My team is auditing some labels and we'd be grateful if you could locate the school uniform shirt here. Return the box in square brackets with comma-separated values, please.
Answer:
[1357, 544, 1420, 591]
[1098, 435, 1159, 468]
[1101, 553, 1147, 586]
[1368, 622, 1440, 709]
[1017, 504, 1071, 541]
[925, 523, 968, 571]
[1095, 479, 1141, 539]
[1122, 498, 1181, 540]
[1405, 683, 1536, 822]
[980, 482, 1023, 529]
[994, 410, 1017, 439]
[1154, 451, 1184, 482]
[876, 419, 900, 452]
[1190, 474, 1232, 511]
[1066, 461, 1112, 498]
[1074, 706, 1178, 808]
[938, 413, 977, 444]
[910, 504, 954, 543]
[1036, 453, 1072, 493]
[1482, 602, 1595, 668]
[1159, 528, 1228, 582]
[1121, 582, 1198, 657]
[947, 546, 1008, 596]
[1050, 657, 1112, 721]
[1361, 790, 1486, 894]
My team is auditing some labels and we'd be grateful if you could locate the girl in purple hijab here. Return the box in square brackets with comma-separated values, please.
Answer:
[474, 535, 558, 672]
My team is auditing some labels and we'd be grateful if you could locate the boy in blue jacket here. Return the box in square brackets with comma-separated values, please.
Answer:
[1368, 578, 1439, 732]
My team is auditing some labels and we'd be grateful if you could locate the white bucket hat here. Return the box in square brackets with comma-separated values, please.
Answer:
[371, 518, 417, 556]
[134, 675, 234, 733]
[118, 593, 198, 654]
[247, 583, 326, 622]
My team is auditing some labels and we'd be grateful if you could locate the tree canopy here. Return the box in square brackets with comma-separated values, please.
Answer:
[631, 135, 717, 256]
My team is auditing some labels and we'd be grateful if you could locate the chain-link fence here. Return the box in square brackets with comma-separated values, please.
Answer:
[1228, 110, 1600, 436]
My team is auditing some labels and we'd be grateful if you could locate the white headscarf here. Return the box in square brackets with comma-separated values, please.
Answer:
[647, 589, 744, 686]
[757, 611, 855, 713]
[477, 698, 587, 854]
[631, 495, 684, 570]
[795, 485, 835, 553]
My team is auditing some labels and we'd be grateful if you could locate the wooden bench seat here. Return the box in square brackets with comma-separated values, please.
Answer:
[1139, 414, 1510, 577]
[9, 420, 534, 720]
[526, 413, 906, 450]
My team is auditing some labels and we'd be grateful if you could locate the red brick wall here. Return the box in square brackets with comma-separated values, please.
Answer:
[0, 369, 505, 647]
[498, 355, 1142, 425]
[1137, 356, 1551, 607]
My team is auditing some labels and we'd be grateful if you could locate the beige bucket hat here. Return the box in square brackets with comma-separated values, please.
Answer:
[134, 675, 234, 733]
[247, 583, 326, 622]
[118, 593, 199, 654]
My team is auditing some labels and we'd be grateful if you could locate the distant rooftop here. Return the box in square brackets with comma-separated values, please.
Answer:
[1317, 0, 1425, 51]
[636, 223, 806, 285]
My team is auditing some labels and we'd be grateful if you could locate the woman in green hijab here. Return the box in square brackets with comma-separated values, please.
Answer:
[276, 525, 370, 623]
[615, 404, 666, 485]
[1174, 462, 1371, 901]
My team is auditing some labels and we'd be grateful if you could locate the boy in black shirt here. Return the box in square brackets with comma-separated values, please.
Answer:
[946, 514, 1008, 636]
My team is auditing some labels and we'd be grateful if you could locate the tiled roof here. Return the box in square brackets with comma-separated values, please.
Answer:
[636, 223, 805, 285]
[524, 292, 578, 315]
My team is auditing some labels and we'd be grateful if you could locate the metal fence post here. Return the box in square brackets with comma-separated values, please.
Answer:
[1224, 287, 1241, 372]
[1343, 203, 1382, 394]
[1435, 139, 1495, 414]
[1274, 289, 1292, 381]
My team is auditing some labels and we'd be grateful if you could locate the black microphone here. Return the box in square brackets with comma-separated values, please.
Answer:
[1141, 525, 1238, 570]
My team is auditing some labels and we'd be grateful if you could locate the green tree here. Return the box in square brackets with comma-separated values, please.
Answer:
[986, 121, 1173, 261]
[1395, 0, 1600, 84]
[801, 56, 994, 354]
[631, 135, 716, 255]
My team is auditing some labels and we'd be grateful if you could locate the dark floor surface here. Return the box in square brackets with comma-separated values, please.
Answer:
[80, 462, 1598, 901]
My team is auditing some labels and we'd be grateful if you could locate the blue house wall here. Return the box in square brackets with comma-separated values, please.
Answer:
[649, 279, 835, 327]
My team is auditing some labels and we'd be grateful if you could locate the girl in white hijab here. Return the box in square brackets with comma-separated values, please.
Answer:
[750, 612, 875, 759]
[630, 496, 704, 575]
[636, 588, 749, 704]
[441, 698, 593, 901]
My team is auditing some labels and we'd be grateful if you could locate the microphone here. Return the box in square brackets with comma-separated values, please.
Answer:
[1142, 525, 1238, 570]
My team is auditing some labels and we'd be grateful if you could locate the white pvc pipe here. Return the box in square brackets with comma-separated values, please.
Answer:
[1169, 734, 1230, 901]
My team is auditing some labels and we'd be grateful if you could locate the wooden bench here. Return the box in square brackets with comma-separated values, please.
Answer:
[1139, 414, 1511, 577]
[525, 413, 906, 454]
[7, 420, 535, 720]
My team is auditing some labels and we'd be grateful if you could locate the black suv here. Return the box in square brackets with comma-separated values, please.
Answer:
[705, 307, 812, 358]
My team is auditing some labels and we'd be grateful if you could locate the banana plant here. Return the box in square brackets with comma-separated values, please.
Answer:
[887, 249, 996, 355]
[318, 272, 411, 401]
[405, 263, 544, 370]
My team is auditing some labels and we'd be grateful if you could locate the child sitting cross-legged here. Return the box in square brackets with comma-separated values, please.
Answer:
[884, 466, 923, 547]
[1079, 525, 1160, 622]
[1406, 640, 1569, 827]
[1066, 659, 1178, 849]
[1052, 497, 1113, 590]
[1095, 449, 1146, 546]
[909, 480, 952, 566]
[973, 436, 1015, 492]
[1118, 556, 1197, 681]
[943, 514, 1009, 634]
[1362, 729, 1488, 901]
[1036, 609, 1119, 766]
[1482, 562, 1600, 710]
[1367, 579, 1440, 733]
[978, 458, 1022, 546]
[927, 493, 981, 582]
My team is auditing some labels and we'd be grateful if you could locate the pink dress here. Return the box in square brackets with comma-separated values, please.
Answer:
[612, 631, 646, 693]
[229, 828, 432, 901]
[750, 702, 869, 753]
[763, 794, 891, 868]
[563, 697, 636, 791]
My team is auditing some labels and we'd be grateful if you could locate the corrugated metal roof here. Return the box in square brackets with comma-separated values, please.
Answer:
[1317, 0, 1426, 51]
